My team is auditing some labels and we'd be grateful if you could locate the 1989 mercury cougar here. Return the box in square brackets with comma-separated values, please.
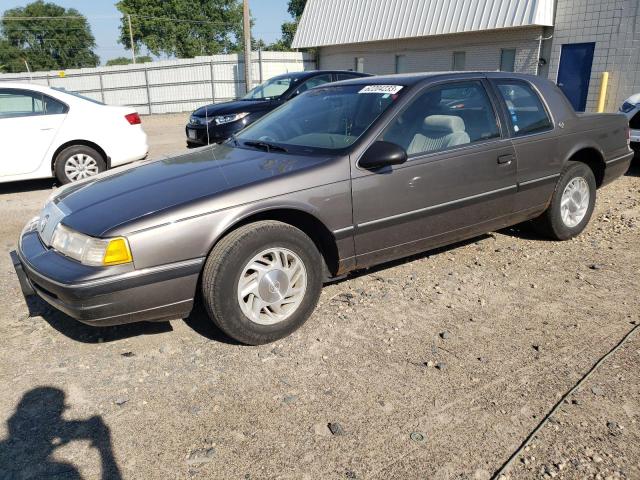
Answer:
[12, 72, 633, 345]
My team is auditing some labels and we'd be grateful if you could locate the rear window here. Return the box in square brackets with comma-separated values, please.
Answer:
[494, 81, 552, 136]
[52, 87, 104, 105]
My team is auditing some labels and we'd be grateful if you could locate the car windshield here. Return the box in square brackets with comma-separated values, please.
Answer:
[51, 87, 105, 105]
[242, 75, 298, 101]
[235, 84, 402, 152]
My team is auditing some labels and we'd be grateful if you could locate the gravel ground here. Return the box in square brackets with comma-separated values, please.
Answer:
[0, 114, 639, 479]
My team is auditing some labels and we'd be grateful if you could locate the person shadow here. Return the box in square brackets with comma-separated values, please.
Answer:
[0, 387, 122, 480]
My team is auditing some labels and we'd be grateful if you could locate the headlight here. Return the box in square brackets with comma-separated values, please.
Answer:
[50, 224, 133, 266]
[189, 115, 206, 126]
[214, 112, 249, 125]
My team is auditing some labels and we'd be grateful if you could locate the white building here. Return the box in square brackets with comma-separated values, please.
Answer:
[292, 0, 640, 113]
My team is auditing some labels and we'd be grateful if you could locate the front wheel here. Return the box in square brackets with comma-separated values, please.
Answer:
[532, 162, 596, 240]
[201, 221, 323, 345]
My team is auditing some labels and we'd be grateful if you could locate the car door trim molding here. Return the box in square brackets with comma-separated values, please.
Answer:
[332, 226, 354, 238]
[518, 173, 561, 188]
[356, 184, 517, 231]
[606, 152, 634, 164]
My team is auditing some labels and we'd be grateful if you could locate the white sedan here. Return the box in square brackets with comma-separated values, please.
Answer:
[0, 82, 148, 184]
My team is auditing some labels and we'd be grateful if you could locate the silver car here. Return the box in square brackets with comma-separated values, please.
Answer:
[620, 93, 640, 151]
[12, 72, 633, 345]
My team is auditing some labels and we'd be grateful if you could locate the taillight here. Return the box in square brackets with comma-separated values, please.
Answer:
[626, 125, 631, 146]
[125, 112, 141, 125]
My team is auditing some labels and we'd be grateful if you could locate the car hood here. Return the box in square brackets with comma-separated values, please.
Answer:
[192, 99, 275, 117]
[56, 144, 335, 237]
[623, 93, 640, 105]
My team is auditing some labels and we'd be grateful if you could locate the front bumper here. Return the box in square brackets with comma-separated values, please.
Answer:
[185, 121, 245, 146]
[12, 231, 203, 327]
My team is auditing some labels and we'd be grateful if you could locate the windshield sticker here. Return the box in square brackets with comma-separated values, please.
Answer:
[358, 85, 403, 94]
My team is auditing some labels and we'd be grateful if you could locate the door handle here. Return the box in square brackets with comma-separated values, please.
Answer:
[40, 127, 54, 131]
[497, 154, 514, 165]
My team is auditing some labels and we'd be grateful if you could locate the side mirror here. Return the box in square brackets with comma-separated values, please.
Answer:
[359, 141, 407, 170]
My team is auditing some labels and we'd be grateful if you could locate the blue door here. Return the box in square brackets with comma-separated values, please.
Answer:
[557, 43, 595, 112]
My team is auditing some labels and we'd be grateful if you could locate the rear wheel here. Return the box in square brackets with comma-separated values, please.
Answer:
[201, 221, 323, 345]
[532, 162, 596, 240]
[54, 145, 106, 184]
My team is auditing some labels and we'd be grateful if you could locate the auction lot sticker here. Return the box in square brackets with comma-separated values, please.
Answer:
[358, 85, 403, 94]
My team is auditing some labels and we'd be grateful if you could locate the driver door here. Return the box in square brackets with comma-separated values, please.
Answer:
[351, 78, 518, 267]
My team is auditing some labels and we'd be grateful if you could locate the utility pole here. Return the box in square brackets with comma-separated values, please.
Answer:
[242, 0, 252, 93]
[127, 14, 136, 64]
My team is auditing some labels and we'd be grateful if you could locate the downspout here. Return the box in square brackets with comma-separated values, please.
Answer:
[536, 34, 553, 76]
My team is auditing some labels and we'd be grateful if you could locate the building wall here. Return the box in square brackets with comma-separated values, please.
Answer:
[318, 27, 545, 76]
[549, 0, 640, 112]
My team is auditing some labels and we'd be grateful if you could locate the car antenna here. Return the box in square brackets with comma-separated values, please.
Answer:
[205, 106, 211, 145]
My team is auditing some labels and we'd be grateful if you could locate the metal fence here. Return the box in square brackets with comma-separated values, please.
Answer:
[0, 51, 315, 115]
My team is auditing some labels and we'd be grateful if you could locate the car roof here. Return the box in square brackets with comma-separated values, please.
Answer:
[271, 70, 371, 80]
[326, 71, 544, 87]
[0, 81, 57, 93]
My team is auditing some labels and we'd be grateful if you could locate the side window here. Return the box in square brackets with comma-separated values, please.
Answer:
[494, 81, 552, 136]
[381, 81, 500, 157]
[336, 73, 361, 81]
[0, 89, 45, 118]
[629, 110, 640, 130]
[296, 74, 332, 95]
[43, 95, 68, 115]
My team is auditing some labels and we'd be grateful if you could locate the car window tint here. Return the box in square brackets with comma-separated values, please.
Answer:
[296, 74, 332, 94]
[381, 81, 500, 157]
[0, 89, 45, 118]
[43, 95, 68, 115]
[336, 73, 361, 81]
[236, 84, 398, 151]
[495, 81, 552, 135]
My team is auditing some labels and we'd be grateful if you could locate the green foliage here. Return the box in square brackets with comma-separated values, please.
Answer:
[116, 0, 244, 58]
[287, 0, 307, 19]
[266, 0, 308, 52]
[0, 0, 99, 73]
[105, 55, 152, 66]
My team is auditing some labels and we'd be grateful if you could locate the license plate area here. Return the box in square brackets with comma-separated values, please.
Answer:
[187, 129, 197, 140]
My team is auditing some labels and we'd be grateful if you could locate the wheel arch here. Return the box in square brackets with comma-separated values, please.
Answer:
[209, 207, 342, 279]
[563, 145, 606, 188]
[51, 140, 109, 173]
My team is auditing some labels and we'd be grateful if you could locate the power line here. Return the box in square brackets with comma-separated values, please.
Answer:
[1, 14, 244, 26]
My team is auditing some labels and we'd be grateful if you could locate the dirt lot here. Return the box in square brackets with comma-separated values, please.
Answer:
[1, 114, 639, 480]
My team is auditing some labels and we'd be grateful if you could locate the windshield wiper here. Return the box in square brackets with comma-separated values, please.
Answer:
[243, 140, 288, 153]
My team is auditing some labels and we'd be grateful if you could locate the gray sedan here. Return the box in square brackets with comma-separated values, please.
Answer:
[12, 72, 633, 344]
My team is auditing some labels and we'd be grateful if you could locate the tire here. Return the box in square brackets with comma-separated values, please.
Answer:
[54, 145, 106, 184]
[532, 162, 596, 240]
[201, 220, 323, 345]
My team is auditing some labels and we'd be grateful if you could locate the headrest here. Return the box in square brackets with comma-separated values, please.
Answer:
[423, 115, 465, 133]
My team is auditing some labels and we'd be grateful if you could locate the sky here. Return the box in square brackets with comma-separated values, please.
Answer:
[1, 0, 292, 63]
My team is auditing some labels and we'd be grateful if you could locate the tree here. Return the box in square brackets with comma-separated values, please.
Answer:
[268, 0, 308, 51]
[105, 55, 152, 66]
[0, 1, 99, 73]
[116, 0, 244, 58]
